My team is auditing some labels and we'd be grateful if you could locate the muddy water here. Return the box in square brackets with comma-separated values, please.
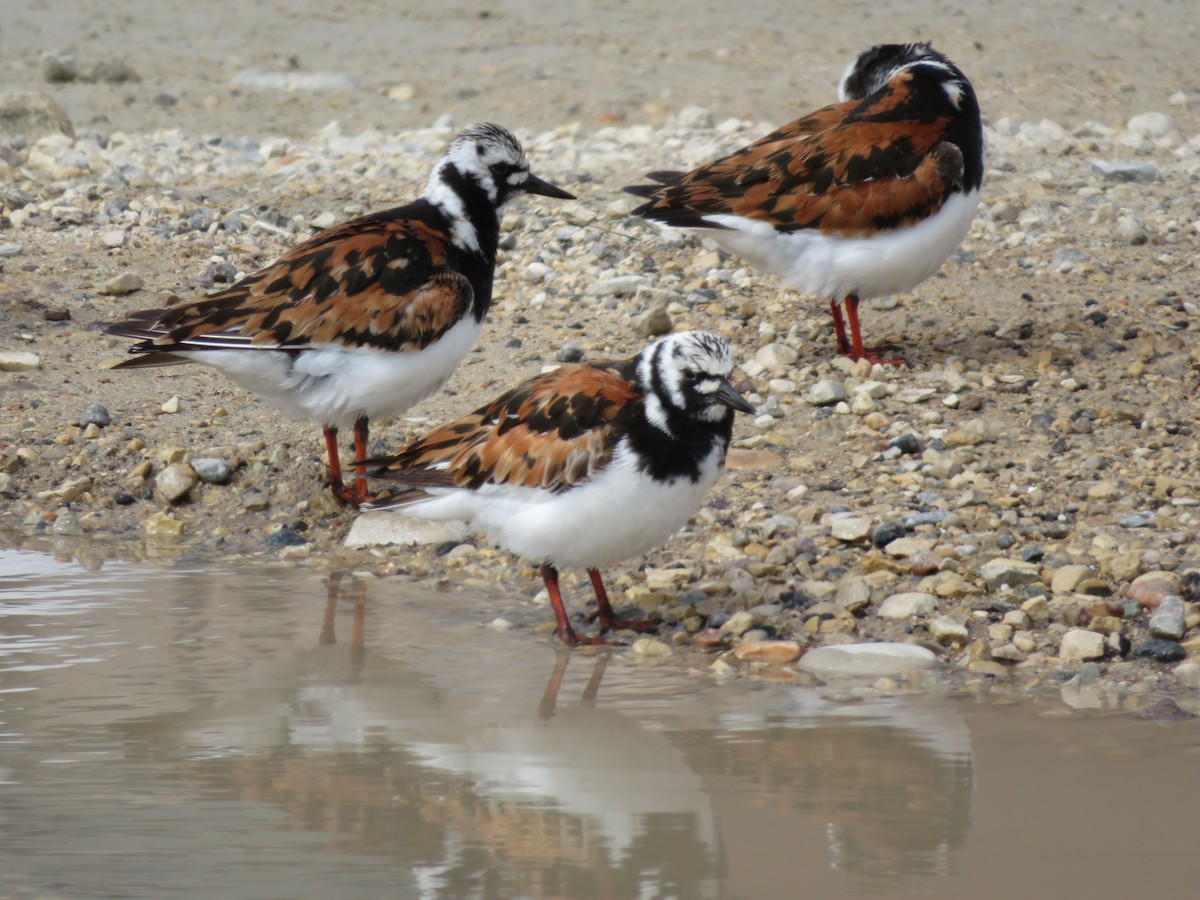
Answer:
[1, 546, 1196, 899]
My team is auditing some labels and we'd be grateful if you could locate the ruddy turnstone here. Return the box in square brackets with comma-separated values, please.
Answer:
[363, 330, 755, 646]
[626, 42, 983, 364]
[106, 123, 574, 504]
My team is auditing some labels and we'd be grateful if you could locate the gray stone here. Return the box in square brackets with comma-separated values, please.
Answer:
[980, 558, 1044, 590]
[344, 510, 468, 548]
[877, 591, 938, 619]
[191, 457, 232, 485]
[555, 341, 585, 363]
[588, 274, 648, 297]
[798, 643, 939, 678]
[51, 512, 84, 536]
[155, 464, 198, 504]
[1050, 247, 1087, 273]
[808, 380, 847, 406]
[241, 491, 269, 511]
[0, 91, 75, 141]
[1059, 628, 1106, 663]
[42, 52, 82, 83]
[632, 301, 673, 338]
[1148, 595, 1187, 640]
[0, 242, 23, 257]
[81, 403, 111, 427]
[1090, 159, 1159, 183]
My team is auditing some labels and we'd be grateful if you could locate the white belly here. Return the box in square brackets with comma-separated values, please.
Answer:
[181, 316, 483, 429]
[705, 188, 980, 300]
[391, 441, 726, 569]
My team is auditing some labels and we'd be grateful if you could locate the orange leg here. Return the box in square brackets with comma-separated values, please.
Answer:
[541, 565, 623, 647]
[587, 568, 659, 635]
[324, 418, 373, 505]
[842, 294, 907, 367]
[830, 298, 852, 356]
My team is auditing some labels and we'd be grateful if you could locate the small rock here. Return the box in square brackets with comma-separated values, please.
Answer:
[631, 637, 672, 657]
[160, 396, 180, 414]
[99, 273, 144, 295]
[1173, 662, 1200, 689]
[980, 558, 1044, 590]
[732, 640, 802, 664]
[155, 464, 198, 503]
[720, 610, 758, 637]
[144, 511, 184, 540]
[1131, 639, 1187, 663]
[0, 242, 22, 257]
[1115, 217, 1147, 246]
[1126, 112, 1178, 138]
[1090, 159, 1159, 183]
[828, 515, 871, 542]
[930, 615, 968, 646]
[52, 512, 84, 536]
[191, 457, 232, 485]
[102, 230, 126, 248]
[808, 380, 847, 406]
[878, 592, 937, 619]
[1139, 698, 1190, 722]
[263, 526, 307, 547]
[1059, 628, 1106, 663]
[797, 643, 939, 678]
[1148, 596, 1187, 640]
[588, 275, 647, 297]
[0, 91, 75, 141]
[344, 510, 468, 548]
[1051, 564, 1092, 594]
[632, 301, 673, 338]
[0, 351, 40, 372]
[81, 403, 111, 427]
[870, 521, 906, 548]
[42, 52, 81, 83]
[1126, 571, 1182, 609]
[241, 491, 269, 511]
[555, 341, 584, 363]
[755, 343, 800, 368]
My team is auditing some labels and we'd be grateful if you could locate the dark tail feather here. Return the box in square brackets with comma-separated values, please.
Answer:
[108, 351, 193, 369]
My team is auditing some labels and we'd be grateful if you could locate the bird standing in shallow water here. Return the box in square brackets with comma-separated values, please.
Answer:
[627, 42, 984, 365]
[363, 330, 755, 647]
[106, 123, 574, 504]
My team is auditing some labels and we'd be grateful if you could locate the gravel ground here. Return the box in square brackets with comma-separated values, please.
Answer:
[3, 1, 1200, 714]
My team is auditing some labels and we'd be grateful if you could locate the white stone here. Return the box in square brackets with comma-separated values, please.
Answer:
[980, 558, 1043, 589]
[808, 380, 847, 406]
[877, 592, 938, 619]
[754, 343, 799, 368]
[344, 511, 469, 548]
[798, 643, 939, 678]
[1059, 628, 1106, 663]
[828, 514, 871, 542]
[930, 615, 969, 645]
[0, 351, 40, 371]
[1126, 112, 1178, 138]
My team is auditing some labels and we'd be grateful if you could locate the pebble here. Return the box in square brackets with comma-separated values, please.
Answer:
[631, 637, 673, 657]
[231, 68, 357, 91]
[980, 558, 1044, 590]
[1126, 572, 1181, 609]
[798, 643, 939, 678]
[154, 464, 198, 503]
[0, 352, 40, 371]
[1090, 159, 1159, 183]
[731, 640, 802, 664]
[241, 491, 269, 511]
[828, 514, 870, 542]
[0, 91, 75, 141]
[808, 380, 847, 406]
[98, 273, 144, 295]
[870, 521, 906, 548]
[52, 512, 84, 536]
[0, 242, 22, 257]
[588, 275, 647, 297]
[101, 230, 126, 248]
[263, 526, 307, 547]
[1059, 629, 1106, 663]
[1126, 112, 1178, 138]
[1131, 639, 1187, 663]
[755, 343, 799, 368]
[555, 341, 584, 363]
[191, 457, 232, 485]
[877, 592, 937, 619]
[81, 403, 111, 427]
[344, 511, 467, 548]
[930, 615, 968, 646]
[160, 396, 180, 414]
[1148, 597, 1187, 640]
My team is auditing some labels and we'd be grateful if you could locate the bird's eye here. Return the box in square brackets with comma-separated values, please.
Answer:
[682, 369, 699, 383]
[490, 162, 515, 177]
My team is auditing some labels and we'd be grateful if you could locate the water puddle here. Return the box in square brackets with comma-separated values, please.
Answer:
[1, 546, 1196, 898]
